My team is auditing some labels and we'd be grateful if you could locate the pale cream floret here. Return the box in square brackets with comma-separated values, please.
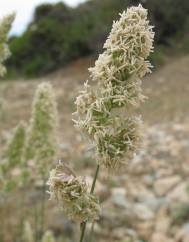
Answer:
[74, 5, 154, 171]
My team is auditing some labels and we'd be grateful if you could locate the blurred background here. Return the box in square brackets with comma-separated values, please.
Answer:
[0, 0, 189, 242]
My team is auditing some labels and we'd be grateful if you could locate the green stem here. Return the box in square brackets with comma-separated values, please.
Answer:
[88, 222, 95, 242]
[18, 188, 27, 242]
[78, 164, 100, 242]
[90, 164, 100, 194]
[39, 178, 46, 240]
[79, 223, 86, 242]
[34, 204, 39, 242]
[0, 203, 5, 242]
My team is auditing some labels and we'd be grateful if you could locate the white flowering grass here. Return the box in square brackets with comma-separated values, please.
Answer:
[74, 4, 154, 170]
[25, 82, 58, 178]
[0, 122, 26, 191]
[42, 231, 55, 242]
[48, 162, 100, 223]
[48, 4, 154, 242]
[22, 221, 55, 242]
[22, 221, 34, 242]
[4, 122, 26, 169]
[23, 82, 59, 240]
[0, 13, 15, 189]
[0, 13, 15, 77]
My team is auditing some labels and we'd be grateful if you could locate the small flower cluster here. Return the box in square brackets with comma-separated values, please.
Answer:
[0, 13, 15, 77]
[74, 4, 154, 170]
[95, 117, 143, 169]
[47, 163, 100, 222]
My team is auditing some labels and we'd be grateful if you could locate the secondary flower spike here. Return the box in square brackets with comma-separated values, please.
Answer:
[24, 82, 58, 177]
[0, 13, 15, 77]
[74, 4, 154, 170]
[47, 163, 100, 222]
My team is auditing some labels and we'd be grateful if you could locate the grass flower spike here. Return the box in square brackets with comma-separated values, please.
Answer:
[42, 231, 55, 242]
[47, 163, 100, 222]
[75, 4, 154, 170]
[0, 122, 26, 191]
[25, 82, 58, 177]
[4, 122, 26, 170]
[96, 116, 143, 169]
[48, 5, 154, 242]
[0, 13, 15, 77]
[22, 221, 34, 242]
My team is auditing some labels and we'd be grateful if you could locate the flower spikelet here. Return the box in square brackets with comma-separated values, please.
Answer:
[0, 122, 26, 191]
[47, 163, 100, 222]
[89, 4, 154, 107]
[95, 116, 143, 170]
[0, 13, 15, 77]
[22, 221, 34, 242]
[42, 231, 55, 242]
[4, 121, 26, 170]
[24, 82, 58, 177]
[74, 5, 154, 171]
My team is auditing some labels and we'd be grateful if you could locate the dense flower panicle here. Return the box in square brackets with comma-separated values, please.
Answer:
[24, 82, 58, 177]
[4, 122, 26, 170]
[90, 4, 154, 84]
[75, 81, 96, 116]
[47, 163, 100, 222]
[0, 13, 15, 77]
[95, 117, 143, 169]
[74, 5, 154, 170]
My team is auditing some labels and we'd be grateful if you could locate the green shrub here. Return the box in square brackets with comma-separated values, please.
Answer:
[150, 46, 165, 68]
[6, 0, 189, 78]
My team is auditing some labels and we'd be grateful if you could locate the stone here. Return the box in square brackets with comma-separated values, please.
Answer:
[154, 176, 181, 196]
[135, 220, 154, 239]
[176, 223, 189, 242]
[111, 187, 128, 208]
[151, 233, 173, 242]
[168, 182, 189, 202]
[113, 227, 137, 240]
[143, 174, 155, 186]
[85, 175, 106, 194]
[137, 190, 163, 212]
[134, 203, 155, 220]
[48, 213, 74, 236]
[154, 215, 171, 234]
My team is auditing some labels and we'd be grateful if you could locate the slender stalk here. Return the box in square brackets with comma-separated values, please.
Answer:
[88, 222, 95, 242]
[18, 188, 27, 242]
[79, 164, 100, 242]
[90, 164, 100, 194]
[0, 199, 5, 242]
[39, 178, 46, 240]
[34, 203, 39, 242]
[79, 223, 86, 242]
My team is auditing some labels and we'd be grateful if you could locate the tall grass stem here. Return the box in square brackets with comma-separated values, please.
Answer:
[79, 164, 100, 242]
